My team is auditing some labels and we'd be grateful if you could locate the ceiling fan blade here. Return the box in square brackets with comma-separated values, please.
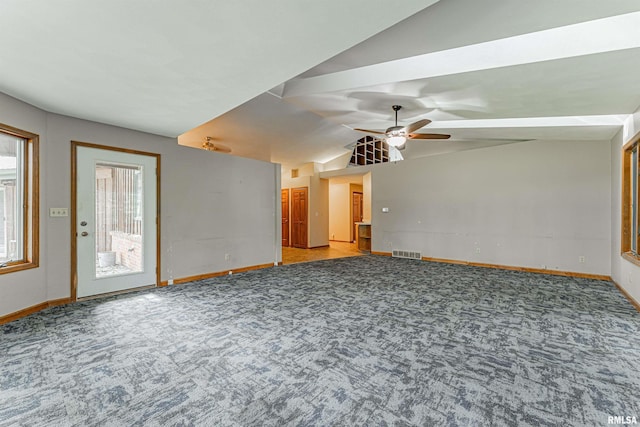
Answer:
[354, 128, 387, 135]
[403, 119, 431, 134]
[202, 136, 232, 153]
[409, 133, 451, 140]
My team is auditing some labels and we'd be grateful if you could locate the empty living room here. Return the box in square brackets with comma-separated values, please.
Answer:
[1, 1, 640, 426]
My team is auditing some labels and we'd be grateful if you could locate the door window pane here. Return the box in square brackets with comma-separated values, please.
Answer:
[95, 163, 144, 278]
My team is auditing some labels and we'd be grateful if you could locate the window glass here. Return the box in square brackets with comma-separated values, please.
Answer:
[0, 124, 38, 274]
[0, 132, 25, 263]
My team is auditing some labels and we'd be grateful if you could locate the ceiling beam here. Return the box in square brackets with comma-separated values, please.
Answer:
[283, 11, 640, 98]
[407, 115, 628, 129]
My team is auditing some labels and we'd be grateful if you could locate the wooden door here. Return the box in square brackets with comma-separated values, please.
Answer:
[281, 189, 290, 247]
[291, 187, 308, 249]
[352, 192, 363, 242]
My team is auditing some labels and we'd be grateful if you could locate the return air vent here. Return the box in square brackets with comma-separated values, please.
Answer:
[392, 250, 422, 260]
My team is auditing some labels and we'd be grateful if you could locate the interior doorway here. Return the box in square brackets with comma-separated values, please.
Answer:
[280, 172, 371, 265]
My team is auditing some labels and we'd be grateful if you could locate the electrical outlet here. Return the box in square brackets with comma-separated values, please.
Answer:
[475, 247, 481, 254]
[50, 208, 68, 217]
[579, 256, 585, 263]
[225, 254, 230, 261]
[168, 279, 174, 285]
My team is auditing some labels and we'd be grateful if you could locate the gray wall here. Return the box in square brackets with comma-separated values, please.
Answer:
[0, 92, 279, 317]
[372, 139, 612, 276]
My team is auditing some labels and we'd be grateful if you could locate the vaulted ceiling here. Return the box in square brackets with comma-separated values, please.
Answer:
[180, 1, 640, 169]
[2, 1, 640, 170]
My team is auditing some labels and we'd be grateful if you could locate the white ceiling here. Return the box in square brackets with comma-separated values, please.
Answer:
[0, 0, 432, 137]
[2, 1, 640, 171]
[181, 1, 640, 169]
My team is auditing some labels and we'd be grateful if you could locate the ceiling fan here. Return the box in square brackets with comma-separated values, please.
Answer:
[354, 105, 450, 148]
[202, 136, 231, 154]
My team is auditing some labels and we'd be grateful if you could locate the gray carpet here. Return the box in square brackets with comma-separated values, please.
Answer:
[1, 256, 639, 426]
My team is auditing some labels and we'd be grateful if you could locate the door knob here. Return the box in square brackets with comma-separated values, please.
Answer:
[81, 231, 88, 237]
[80, 221, 87, 226]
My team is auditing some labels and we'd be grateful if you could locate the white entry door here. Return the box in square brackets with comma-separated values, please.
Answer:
[76, 146, 157, 298]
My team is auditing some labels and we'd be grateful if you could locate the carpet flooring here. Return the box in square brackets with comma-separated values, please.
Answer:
[1, 256, 639, 426]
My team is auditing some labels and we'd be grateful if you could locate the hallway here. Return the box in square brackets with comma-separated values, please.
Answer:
[282, 241, 364, 265]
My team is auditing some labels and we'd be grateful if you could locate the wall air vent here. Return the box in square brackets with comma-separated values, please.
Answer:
[392, 250, 422, 260]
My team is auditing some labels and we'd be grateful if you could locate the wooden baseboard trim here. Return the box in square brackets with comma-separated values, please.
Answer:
[48, 297, 72, 308]
[0, 297, 72, 325]
[3, 261, 277, 323]
[161, 262, 276, 286]
[424, 256, 612, 281]
[429, 257, 611, 281]
[308, 245, 330, 249]
[371, 251, 611, 281]
[423, 256, 468, 265]
[611, 279, 640, 312]
[371, 251, 392, 256]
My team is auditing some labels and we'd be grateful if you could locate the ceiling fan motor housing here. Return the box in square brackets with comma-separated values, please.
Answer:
[353, 104, 449, 142]
[386, 125, 406, 137]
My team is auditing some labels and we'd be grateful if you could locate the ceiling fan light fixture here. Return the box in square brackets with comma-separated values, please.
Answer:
[387, 135, 407, 147]
[354, 104, 450, 146]
[201, 136, 231, 154]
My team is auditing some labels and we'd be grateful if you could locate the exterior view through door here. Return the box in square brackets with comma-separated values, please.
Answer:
[74, 144, 158, 299]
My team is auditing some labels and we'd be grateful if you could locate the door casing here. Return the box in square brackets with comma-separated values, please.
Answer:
[291, 187, 308, 249]
[352, 191, 363, 242]
[71, 141, 161, 301]
[281, 188, 290, 247]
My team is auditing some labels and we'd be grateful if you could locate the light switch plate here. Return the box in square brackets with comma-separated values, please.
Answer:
[49, 208, 68, 217]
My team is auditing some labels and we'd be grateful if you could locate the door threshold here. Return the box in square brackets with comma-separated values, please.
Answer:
[76, 284, 156, 302]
